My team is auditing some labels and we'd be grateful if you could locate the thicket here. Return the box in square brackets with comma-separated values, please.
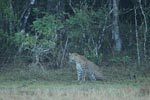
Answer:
[0, 0, 150, 80]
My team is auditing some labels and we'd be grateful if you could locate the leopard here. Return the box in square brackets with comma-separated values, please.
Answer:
[69, 53, 104, 81]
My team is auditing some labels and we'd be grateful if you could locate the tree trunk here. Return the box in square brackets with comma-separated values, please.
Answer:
[112, 0, 122, 52]
[138, 0, 147, 58]
[134, 6, 140, 65]
[60, 37, 68, 68]
[17, 0, 36, 54]
[20, 0, 35, 32]
[9, 0, 14, 34]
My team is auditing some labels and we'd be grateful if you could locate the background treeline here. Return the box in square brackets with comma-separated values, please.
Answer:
[0, 0, 150, 80]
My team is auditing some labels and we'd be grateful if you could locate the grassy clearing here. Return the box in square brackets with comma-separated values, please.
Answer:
[0, 65, 150, 100]
[0, 80, 150, 100]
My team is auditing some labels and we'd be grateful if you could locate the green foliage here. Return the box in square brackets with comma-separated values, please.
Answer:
[67, 8, 107, 58]
[32, 8, 40, 17]
[0, 0, 8, 14]
[84, 50, 103, 64]
[14, 32, 35, 49]
[0, 0, 150, 70]
[0, 29, 14, 52]
[67, 9, 88, 38]
[31, 14, 63, 50]
[38, 39, 56, 49]
[32, 14, 63, 36]
[12, 14, 64, 68]
[67, 9, 106, 38]
[13, 14, 63, 52]
[109, 55, 131, 64]
[14, 32, 25, 44]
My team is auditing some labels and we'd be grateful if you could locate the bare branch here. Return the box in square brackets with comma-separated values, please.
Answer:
[134, 6, 140, 65]
[138, 0, 148, 58]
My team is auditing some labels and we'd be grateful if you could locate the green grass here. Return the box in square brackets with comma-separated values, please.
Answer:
[0, 79, 149, 100]
[0, 80, 149, 100]
[0, 66, 150, 100]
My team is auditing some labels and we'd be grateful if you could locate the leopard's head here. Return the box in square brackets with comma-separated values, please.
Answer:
[69, 53, 79, 63]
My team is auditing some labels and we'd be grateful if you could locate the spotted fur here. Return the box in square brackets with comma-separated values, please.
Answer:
[69, 53, 104, 81]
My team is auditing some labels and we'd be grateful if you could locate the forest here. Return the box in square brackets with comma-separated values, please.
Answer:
[0, 0, 150, 100]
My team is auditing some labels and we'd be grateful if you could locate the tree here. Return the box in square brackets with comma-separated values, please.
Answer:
[111, 0, 122, 52]
[20, 0, 36, 32]
[0, 0, 150, 67]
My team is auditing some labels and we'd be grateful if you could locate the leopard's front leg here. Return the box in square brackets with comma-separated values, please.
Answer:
[76, 62, 83, 81]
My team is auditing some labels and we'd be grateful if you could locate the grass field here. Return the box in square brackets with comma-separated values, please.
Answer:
[0, 80, 150, 100]
[0, 66, 150, 100]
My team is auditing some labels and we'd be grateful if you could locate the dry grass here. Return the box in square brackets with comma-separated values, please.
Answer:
[0, 82, 150, 100]
[0, 63, 150, 100]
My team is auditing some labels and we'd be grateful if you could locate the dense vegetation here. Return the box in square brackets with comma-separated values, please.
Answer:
[0, 1, 150, 100]
[0, 0, 150, 81]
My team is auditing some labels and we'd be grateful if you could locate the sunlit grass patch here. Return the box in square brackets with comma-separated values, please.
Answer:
[0, 81, 150, 100]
